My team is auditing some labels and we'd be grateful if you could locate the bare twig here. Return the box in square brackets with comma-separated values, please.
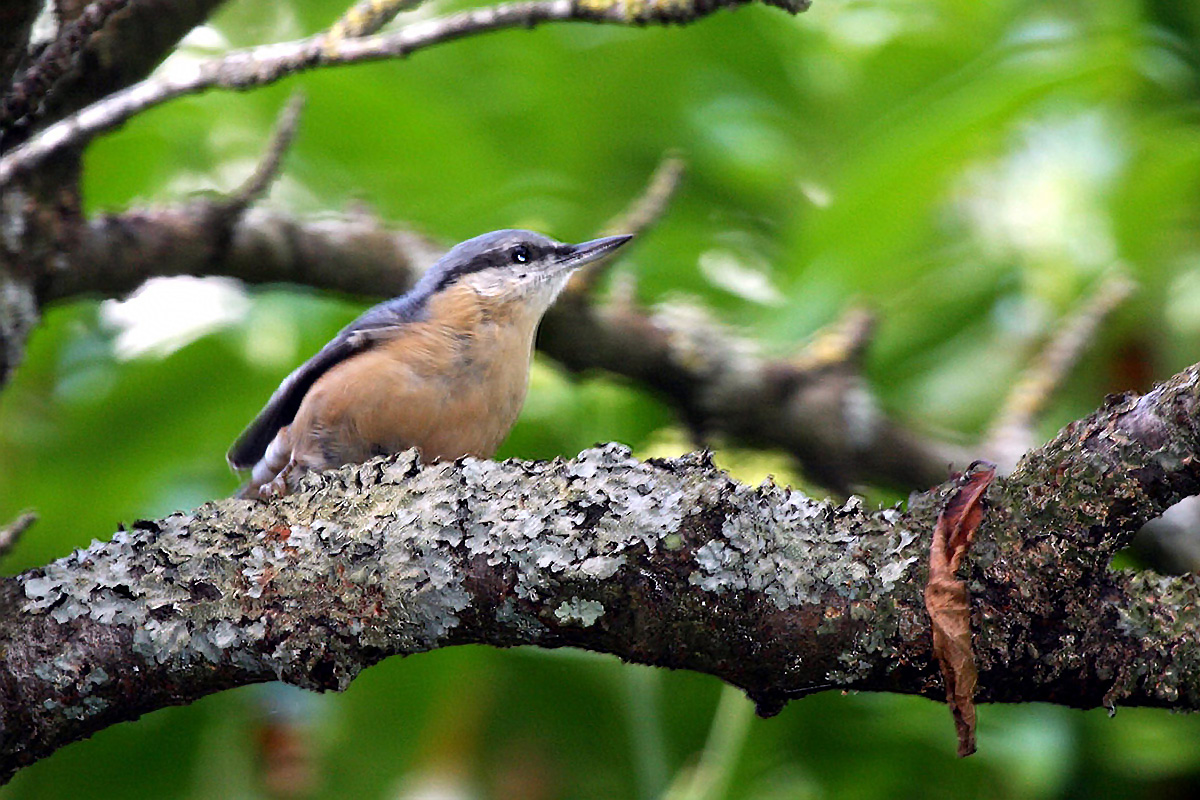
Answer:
[985, 272, 1135, 470]
[601, 153, 686, 240]
[789, 305, 875, 373]
[570, 152, 686, 294]
[0, 510, 36, 559]
[0, 0, 133, 135]
[225, 92, 306, 214]
[0, 0, 809, 185]
[324, 0, 426, 44]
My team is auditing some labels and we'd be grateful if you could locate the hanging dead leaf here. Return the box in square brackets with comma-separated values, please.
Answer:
[925, 460, 995, 757]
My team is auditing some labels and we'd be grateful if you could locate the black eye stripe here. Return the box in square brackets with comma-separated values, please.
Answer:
[429, 238, 553, 293]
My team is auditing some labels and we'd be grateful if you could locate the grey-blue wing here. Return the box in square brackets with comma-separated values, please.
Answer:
[226, 297, 425, 470]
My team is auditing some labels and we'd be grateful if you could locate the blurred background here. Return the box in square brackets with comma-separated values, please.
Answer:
[4, 0, 1200, 796]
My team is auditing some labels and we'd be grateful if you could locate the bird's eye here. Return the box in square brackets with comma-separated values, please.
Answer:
[511, 245, 529, 264]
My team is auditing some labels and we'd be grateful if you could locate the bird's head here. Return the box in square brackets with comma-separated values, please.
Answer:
[419, 229, 633, 315]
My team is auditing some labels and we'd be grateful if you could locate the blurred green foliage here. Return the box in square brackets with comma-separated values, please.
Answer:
[4, 0, 1200, 796]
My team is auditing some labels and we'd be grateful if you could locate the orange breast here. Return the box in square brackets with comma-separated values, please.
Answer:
[288, 285, 539, 470]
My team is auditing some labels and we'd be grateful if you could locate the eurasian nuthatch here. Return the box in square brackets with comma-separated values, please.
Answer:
[228, 229, 632, 497]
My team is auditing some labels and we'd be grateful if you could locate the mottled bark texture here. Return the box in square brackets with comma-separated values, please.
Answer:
[0, 0, 229, 140]
[0, 0, 136, 134]
[0, 1, 41, 91]
[5, 363, 1200, 782]
[0, 263, 38, 386]
[38, 0, 230, 121]
[0, 0, 229, 386]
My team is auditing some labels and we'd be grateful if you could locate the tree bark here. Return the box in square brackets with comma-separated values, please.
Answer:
[4, 362, 1200, 782]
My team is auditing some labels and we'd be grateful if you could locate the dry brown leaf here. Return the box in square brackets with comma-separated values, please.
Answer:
[924, 461, 995, 757]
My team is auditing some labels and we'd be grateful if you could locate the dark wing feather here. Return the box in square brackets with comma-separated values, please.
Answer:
[226, 297, 425, 469]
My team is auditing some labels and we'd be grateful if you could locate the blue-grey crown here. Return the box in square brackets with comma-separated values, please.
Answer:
[422, 229, 565, 294]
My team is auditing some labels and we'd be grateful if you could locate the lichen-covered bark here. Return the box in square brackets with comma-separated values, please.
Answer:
[1, 446, 936, 781]
[5, 362, 1200, 783]
[0, 267, 37, 386]
[966, 368, 1200, 711]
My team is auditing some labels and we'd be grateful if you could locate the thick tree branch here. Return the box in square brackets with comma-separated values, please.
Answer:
[0, 0, 134, 135]
[33, 0, 230, 124]
[5, 361, 1200, 781]
[0, 1, 42, 91]
[0, 0, 808, 185]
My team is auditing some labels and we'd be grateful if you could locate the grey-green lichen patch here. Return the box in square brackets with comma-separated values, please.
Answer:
[877, 556, 917, 586]
[21, 509, 286, 677]
[555, 598, 605, 627]
[688, 483, 919, 611]
[21, 444, 710, 703]
[288, 451, 478, 653]
[447, 445, 690, 602]
[284, 444, 705, 649]
[371, 501, 473, 647]
[828, 650, 874, 684]
[1114, 572, 1184, 639]
[689, 485, 832, 606]
[1112, 573, 1200, 705]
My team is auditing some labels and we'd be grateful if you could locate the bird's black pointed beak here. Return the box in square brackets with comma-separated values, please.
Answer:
[560, 234, 634, 269]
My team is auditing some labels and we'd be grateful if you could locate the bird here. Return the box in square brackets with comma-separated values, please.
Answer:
[227, 228, 633, 498]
